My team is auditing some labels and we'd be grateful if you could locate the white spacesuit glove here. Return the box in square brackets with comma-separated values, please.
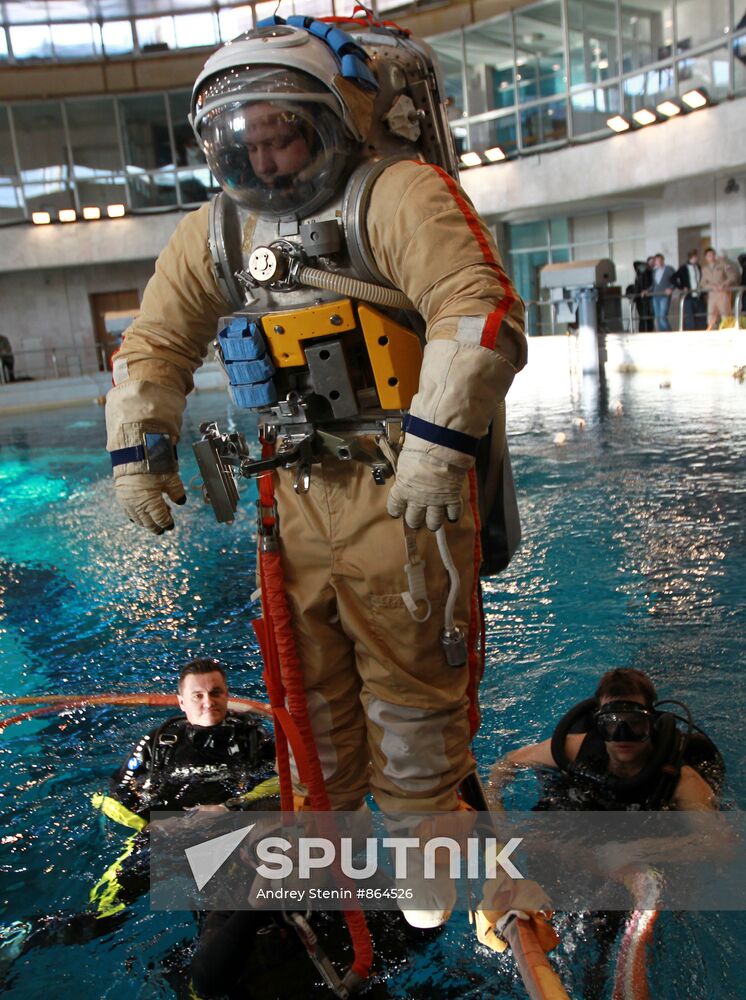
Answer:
[106, 378, 187, 535]
[386, 448, 466, 531]
[115, 472, 186, 534]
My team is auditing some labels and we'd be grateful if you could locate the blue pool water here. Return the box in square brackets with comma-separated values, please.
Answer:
[1, 370, 745, 999]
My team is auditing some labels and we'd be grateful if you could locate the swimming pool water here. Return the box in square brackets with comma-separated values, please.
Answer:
[1, 369, 745, 999]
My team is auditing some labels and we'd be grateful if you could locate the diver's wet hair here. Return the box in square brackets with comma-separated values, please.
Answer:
[594, 668, 657, 707]
[178, 658, 227, 691]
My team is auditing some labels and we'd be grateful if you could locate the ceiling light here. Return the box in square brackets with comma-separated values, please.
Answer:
[656, 99, 681, 117]
[59, 209, 76, 223]
[106, 203, 126, 218]
[31, 211, 51, 225]
[460, 152, 482, 167]
[682, 88, 708, 109]
[632, 108, 657, 126]
[83, 206, 101, 220]
[606, 115, 631, 133]
[485, 146, 506, 162]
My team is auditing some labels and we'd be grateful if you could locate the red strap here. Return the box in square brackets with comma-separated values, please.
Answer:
[255, 444, 373, 979]
[414, 162, 518, 353]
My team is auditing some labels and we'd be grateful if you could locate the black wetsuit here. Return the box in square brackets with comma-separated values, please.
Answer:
[13, 713, 276, 972]
[536, 730, 669, 811]
[111, 711, 275, 819]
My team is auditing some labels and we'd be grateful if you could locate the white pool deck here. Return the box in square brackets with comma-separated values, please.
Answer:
[0, 330, 744, 417]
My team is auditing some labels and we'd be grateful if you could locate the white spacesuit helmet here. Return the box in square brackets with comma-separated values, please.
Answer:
[190, 23, 375, 219]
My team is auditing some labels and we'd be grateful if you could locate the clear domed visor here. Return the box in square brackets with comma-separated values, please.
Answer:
[195, 69, 355, 219]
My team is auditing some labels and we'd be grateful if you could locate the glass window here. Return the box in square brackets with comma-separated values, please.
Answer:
[463, 19, 515, 116]
[9, 25, 53, 60]
[623, 66, 674, 115]
[51, 22, 102, 59]
[567, 0, 618, 88]
[509, 220, 548, 251]
[291, 0, 333, 15]
[513, 1, 566, 103]
[76, 175, 128, 210]
[549, 217, 570, 245]
[174, 13, 218, 50]
[67, 98, 122, 174]
[254, 2, 284, 23]
[169, 92, 204, 167]
[676, 0, 731, 51]
[470, 112, 519, 157]
[520, 99, 567, 149]
[136, 17, 176, 53]
[0, 28, 9, 62]
[571, 83, 621, 135]
[178, 167, 219, 205]
[0, 107, 23, 222]
[431, 31, 466, 117]
[735, 33, 746, 95]
[621, 1, 673, 72]
[128, 170, 178, 209]
[0, 179, 25, 221]
[119, 95, 173, 171]
[678, 46, 731, 101]
[102, 21, 134, 56]
[218, 5, 253, 42]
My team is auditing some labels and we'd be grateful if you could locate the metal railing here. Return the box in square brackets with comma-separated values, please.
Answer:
[677, 286, 746, 331]
[523, 286, 746, 337]
[0, 343, 110, 385]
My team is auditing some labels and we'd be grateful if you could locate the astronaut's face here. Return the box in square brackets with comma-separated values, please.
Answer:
[178, 671, 229, 727]
[244, 103, 312, 187]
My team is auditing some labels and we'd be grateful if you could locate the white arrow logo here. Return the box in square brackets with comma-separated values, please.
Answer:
[184, 822, 256, 891]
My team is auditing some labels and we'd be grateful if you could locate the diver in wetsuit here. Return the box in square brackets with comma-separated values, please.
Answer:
[0, 659, 277, 985]
[487, 668, 721, 812]
[487, 668, 723, 1000]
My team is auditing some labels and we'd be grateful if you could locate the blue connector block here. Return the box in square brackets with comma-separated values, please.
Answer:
[218, 319, 267, 361]
[340, 53, 379, 91]
[256, 15, 286, 27]
[224, 355, 276, 385]
[229, 380, 278, 409]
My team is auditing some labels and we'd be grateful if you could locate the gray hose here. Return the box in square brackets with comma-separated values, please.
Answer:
[297, 265, 416, 311]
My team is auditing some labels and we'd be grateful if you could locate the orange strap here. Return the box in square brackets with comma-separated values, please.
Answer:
[255, 451, 373, 980]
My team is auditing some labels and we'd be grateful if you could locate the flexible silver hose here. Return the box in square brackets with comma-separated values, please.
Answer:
[297, 265, 415, 311]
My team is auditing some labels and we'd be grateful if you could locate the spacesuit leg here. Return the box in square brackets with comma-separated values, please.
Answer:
[329, 458, 481, 813]
[272, 464, 371, 811]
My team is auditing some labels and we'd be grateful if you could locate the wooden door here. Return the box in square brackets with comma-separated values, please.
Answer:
[90, 290, 140, 371]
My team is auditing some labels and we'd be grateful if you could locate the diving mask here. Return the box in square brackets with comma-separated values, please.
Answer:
[595, 700, 654, 743]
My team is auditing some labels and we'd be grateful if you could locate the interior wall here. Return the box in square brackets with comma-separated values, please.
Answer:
[0, 259, 155, 377]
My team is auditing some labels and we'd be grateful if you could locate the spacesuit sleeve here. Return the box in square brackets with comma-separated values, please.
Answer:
[366, 160, 526, 469]
[105, 202, 232, 455]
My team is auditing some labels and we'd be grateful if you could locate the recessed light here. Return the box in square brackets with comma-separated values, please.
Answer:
[682, 88, 708, 109]
[484, 146, 506, 162]
[31, 211, 51, 225]
[83, 206, 102, 220]
[606, 115, 631, 133]
[460, 152, 482, 167]
[59, 209, 77, 223]
[107, 203, 126, 218]
[632, 108, 657, 126]
[656, 100, 681, 117]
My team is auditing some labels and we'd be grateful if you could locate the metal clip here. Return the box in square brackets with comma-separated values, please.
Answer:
[256, 499, 279, 551]
[283, 912, 361, 999]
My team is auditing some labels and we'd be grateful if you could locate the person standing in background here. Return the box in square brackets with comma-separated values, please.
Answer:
[701, 248, 739, 330]
[675, 250, 706, 331]
[649, 253, 676, 332]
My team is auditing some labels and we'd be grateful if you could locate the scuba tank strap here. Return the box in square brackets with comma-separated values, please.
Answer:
[149, 716, 187, 779]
